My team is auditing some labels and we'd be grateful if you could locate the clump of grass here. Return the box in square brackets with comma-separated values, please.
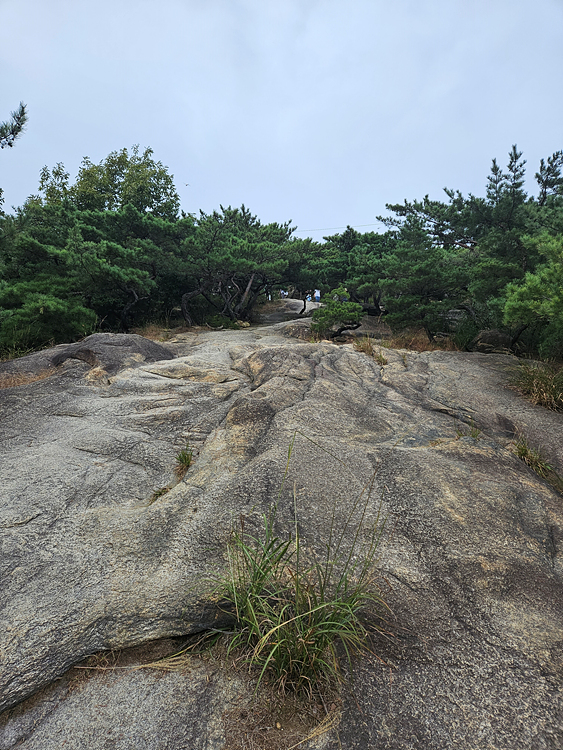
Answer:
[174, 445, 194, 478]
[383, 328, 460, 353]
[511, 361, 563, 412]
[511, 436, 554, 478]
[213, 438, 390, 698]
[455, 418, 482, 440]
[0, 368, 55, 389]
[353, 336, 375, 355]
[353, 336, 388, 365]
[148, 486, 172, 504]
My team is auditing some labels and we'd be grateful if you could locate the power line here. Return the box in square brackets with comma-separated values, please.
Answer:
[293, 221, 386, 234]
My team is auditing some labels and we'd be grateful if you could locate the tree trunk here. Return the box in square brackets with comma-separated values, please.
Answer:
[181, 289, 202, 326]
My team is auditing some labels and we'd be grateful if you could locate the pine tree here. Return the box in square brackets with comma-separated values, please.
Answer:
[0, 102, 27, 149]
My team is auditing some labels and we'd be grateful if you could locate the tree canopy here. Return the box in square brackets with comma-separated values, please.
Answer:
[1, 142, 563, 356]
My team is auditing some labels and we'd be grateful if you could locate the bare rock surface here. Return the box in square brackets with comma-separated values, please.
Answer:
[1, 325, 562, 748]
[253, 296, 320, 324]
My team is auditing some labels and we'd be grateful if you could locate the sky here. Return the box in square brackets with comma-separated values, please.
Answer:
[1, 0, 562, 238]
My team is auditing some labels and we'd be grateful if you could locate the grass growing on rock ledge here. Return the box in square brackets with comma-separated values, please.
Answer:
[353, 336, 388, 365]
[0, 368, 55, 389]
[511, 360, 563, 411]
[510, 434, 563, 495]
[212, 437, 390, 699]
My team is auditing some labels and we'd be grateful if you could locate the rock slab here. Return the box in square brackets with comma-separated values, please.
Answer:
[1, 327, 562, 748]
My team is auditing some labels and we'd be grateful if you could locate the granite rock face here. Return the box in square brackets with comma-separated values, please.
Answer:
[1, 325, 562, 749]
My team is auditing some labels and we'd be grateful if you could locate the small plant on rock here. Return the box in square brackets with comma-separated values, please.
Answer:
[511, 436, 553, 478]
[354, 336, 388, 365]
[455, 418, 482, 440]
[212, 436, 390, 697]
[175, 445, 194, 478]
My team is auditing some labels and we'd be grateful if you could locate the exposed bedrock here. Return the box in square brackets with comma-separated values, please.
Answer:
[1, 326, 562, 748]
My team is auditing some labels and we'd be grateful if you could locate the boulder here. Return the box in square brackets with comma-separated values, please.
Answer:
[468, 329, 513, 353]
[1, 327, 562, 749]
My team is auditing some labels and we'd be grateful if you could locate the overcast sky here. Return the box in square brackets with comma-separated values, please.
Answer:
[1, 0, 562, 237]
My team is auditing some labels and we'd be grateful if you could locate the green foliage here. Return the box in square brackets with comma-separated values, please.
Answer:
[504, 234, 563, 356]
[175, 445, 194, 478]
[179, 205, 296, 325]
[371, 220, 468, 340]
[381, 145, 563, 350]
[455, 418, 482, 440]
[206, 314, 239, 330]
[36, 145, 180, 220]
[511, 436, 554, 478]
[0, 102, 27, 150]
[3, 141, 563, 355]
[311, 287, 364, 338]
[215, 488, 388, 696]
[0, 278, 97, 352]
[510, 361, 563, 411]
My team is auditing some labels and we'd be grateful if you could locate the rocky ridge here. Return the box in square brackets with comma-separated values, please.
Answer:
[1, 322, 562, 749]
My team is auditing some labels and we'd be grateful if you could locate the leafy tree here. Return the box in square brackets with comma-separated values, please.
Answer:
[35, 146, 180, 220]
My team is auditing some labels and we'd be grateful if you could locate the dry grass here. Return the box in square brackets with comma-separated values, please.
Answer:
[0, 368, 55, 389]
[382, 328, 460, 353]
[78, 635, 341, 750]
[354, 336, 388, 365]
[131, 323, 174, 341]
[511, 361, 563, 411]
[132, 634, 342, 750]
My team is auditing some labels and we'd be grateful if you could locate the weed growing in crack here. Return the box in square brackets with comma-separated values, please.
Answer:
[455, 418, 482, 440]
[511, 436, 553, 478]
[175, 445, 194, 478]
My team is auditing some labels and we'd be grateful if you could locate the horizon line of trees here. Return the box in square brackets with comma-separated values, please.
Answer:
[1, 141, 562, 357]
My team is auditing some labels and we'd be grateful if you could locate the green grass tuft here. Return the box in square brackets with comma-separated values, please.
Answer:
[212, 435, 390, 697]
[174, 445, 194, 478]
[511, 436, 553, 478]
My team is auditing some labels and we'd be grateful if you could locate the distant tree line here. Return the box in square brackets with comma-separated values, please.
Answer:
[1, 141, 562, 356]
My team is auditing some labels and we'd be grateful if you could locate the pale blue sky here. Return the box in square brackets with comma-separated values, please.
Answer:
[1, 0, 562, 236]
